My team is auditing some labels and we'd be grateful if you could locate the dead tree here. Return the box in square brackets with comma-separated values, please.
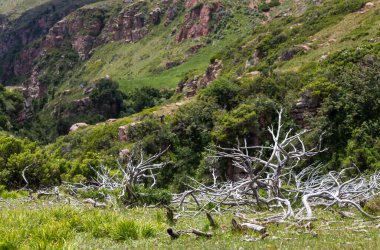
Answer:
[66, 146, 169, 201]
[173, 109, 380, 220]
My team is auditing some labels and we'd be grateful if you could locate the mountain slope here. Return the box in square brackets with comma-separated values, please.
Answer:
[0, 0, 380, 189]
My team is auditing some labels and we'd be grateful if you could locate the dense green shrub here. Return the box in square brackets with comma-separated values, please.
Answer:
[258, 2, 270, 12]
[364, 195, 380, 215]
[90, 78, 125, 119]
[0, 134, 63, 188]
[268, 0, 280, 8]
[199, 79, 241, 110]
[124, 87, 174, 115]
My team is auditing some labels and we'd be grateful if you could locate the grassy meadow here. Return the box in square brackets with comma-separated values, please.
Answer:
[0, 195, 379, 250]
[0, 0, 50, 19]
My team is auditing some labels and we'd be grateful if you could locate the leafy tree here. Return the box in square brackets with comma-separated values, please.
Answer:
[90, 78, 125, 119]
[199, 79, 241, 110]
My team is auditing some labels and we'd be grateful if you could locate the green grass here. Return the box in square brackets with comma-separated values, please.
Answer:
[72, 1, 255, 92]
[0, 0, 50, 19]
[278, 3, 380, 72]
[0, 199, 379, 249]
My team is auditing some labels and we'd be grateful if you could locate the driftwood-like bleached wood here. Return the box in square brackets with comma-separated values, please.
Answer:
[173, 109, 380, 221]
[231, 218, 266, 233]
[241, 223, 266, 233]
[64, 147, 169, 201]
[83, 198, 107, 208]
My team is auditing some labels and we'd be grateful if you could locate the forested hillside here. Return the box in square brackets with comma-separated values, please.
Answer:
[0, 0, 380, 249]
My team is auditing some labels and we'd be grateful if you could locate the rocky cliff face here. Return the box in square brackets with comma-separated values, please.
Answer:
[43, 8, 105, 60]
[0, 0, 102, 82]
[176, 0, 223, 43]
[0, 15, 8, 32]
[291, 92, 320, 128]
[177, 59, 223, 97]
[100, 3, 148, 43]
[1, 0, 225, 124]
[5, 2, 168, 85]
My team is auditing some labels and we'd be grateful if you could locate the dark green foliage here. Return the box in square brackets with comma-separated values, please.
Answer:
[135, 186, 172, 205]
[90, 78, 125, 119]
[268, 0, 280, 8]
[0, 133, 62, 188]
[0, 0, 379, 194]
[316, 51, 380, 170]
[212, 98, 276, 146]
[258, 2, 270, 12]
[199, 79, 241, 110]
[0, 86, 23, 130]
[124, 87, 174, 115]
[364, 195, 380, 215]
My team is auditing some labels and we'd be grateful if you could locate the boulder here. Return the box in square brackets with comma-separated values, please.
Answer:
[119, 148, 130, 161]
[118, 122, 141, 142]
[106, 119, 117, 123]
[176, 59, 223, 97]
[70, 123, 88, 132]
[118, 125, 129, 142]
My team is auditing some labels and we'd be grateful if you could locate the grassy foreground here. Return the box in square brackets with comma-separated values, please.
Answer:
[0, 198, 379, 250]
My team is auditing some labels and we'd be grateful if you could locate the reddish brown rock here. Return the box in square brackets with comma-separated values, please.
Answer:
[176, 1, 223, 43]
[118, 125, 129, 142]
[101, 4, 148, 43]
[150, 7, 161, 25]
[165, 0, 179, 24]
[118, 122, 141, 142]
[291, 92, 320, 128]
[177, 59, 223, 97]
[119, 148, 130, 161]
[43, 8, 105, 59]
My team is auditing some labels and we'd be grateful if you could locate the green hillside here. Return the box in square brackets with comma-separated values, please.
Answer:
[0, 0, 380, 248]
[0, 0, 50, 18]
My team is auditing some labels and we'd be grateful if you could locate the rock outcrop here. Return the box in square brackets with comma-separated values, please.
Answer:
[70, 122, 89, 132]
[43, 8, 105, 60]
[291, 92, 320, 128]
[177, 59, 223, 97]
[0, 15, 8, 33]
[118, 122, 141, 142]
[119, 148, 130, 162]
[176, 0, 223, 43]
[0, 0, 102, 82]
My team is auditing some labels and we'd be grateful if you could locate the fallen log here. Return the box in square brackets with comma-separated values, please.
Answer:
[167, 228, 181, 240]
[164, 205, 176, 225]
[232, 218, 266, 233]
[206, 212, 218, 228]
[192, 229, 213, 238]
[83, 198, 107, 208]
[241, 223, 267, 234]
[339, 211, 356, 219]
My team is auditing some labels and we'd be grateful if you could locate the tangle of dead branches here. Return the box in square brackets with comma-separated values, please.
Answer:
[173, 109, 380, 220]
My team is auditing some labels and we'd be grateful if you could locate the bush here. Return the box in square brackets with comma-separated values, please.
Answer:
[268, 0, 280, 8]
[90, 78, 125, 119]
[258, 3, 270, 12]
[199, 79, 241, 110]
[364, 196, 380, 215]
[137, 187, 172, 205]
[112, 220, 140, 241]
[124, 87, 174, 115]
